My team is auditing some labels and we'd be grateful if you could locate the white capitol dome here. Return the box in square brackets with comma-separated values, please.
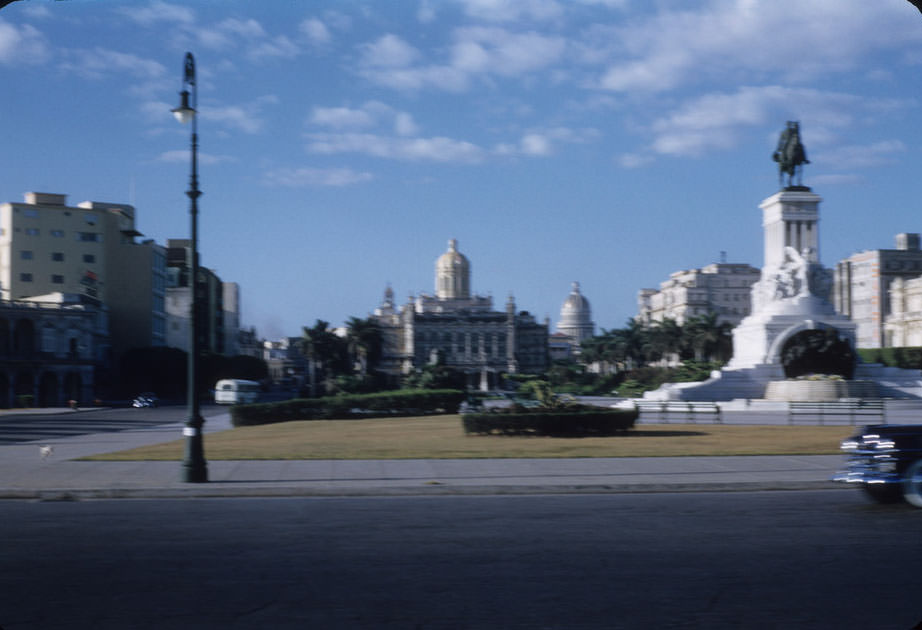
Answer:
[558, 281, 595, 343]
[435, 238, 471, 299]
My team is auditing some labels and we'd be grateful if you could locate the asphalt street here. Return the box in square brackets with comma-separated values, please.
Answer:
[0, 405, 226, 445]
[2, 491, 921, 629]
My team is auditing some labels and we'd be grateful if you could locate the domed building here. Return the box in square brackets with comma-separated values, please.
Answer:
[435, 238, 470, 299]
[557, 281, 595, 346]
[372, 239, 549, 388]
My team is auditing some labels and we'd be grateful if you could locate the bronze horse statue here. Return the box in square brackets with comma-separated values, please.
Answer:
[772, 121, 810, 188]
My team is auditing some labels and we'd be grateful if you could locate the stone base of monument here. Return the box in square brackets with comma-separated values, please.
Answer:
[643, 363, 922, 401]
[643, 365, 781, 401]
[763, 379, 879, 401]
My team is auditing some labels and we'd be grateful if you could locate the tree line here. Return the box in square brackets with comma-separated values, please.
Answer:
[579, 312, 734, 372]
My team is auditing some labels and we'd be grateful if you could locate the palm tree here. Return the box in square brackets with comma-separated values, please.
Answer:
[683, 312, 733, 363]
[301, 320, 347, 396]
[647, 318, 685, 365]
[345, 316, 381, 377]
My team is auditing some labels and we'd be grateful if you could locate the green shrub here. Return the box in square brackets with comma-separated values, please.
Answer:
[861, 346, 922, 370]
[231, 389, 466, 427]
[461, 408, 637, 437]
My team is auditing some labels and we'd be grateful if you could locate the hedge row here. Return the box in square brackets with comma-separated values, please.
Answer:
[461, 408, 638, 437]
[231, 389, 467, 427]
[858, 347, 922, 370]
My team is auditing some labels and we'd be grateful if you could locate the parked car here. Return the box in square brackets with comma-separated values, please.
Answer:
[131, 392, 160, 408]
[833, 424, 922, 507]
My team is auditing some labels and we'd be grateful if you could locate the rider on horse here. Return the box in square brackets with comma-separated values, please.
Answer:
[772, 121, 810, 188]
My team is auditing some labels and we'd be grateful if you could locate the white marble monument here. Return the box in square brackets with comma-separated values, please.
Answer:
[646, 186, 858, 401]
[646, 122, 922, 401]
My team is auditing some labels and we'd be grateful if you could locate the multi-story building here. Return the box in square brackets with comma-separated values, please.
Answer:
[0, 293, 106, 406]
[0, 192, 168, 365]
[884, 276, 922, 347]
[372, 239, 548, 388]
[105, 238, 167, 362]
[223, 282, 240, 357]
[637, 263, 761, 326]
[262, 337, 306, 388]
[834, 233, 922, 349]
[0, 192, 115, 304]
[165, 239, 238, 356]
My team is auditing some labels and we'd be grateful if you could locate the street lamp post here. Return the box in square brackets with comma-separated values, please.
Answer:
[172, 52, 207, 483]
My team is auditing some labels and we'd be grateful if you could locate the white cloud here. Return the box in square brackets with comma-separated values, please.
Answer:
[394, 112, 419, 136]
[0, 19, 50, 65]
[645, 85, 901, 158]
[249, 35, 299, 61]
[498, 126, 599, 157]
[139, 100, 174, 124]
[59, 47, 166, 80]
[197, 17, 299, 61]
[450, 27, 565, 76]
[359, 27, 565, 92]
[618, 153, 654, 169]
[300, 18, 331, 45]
[576, 0, 628, 7]
[262, 167, 374, 188]
[309, 101, 420, 137]
[306, 132, 485, 163]
[202, 96, 279, 135]
[815, 140, 906, 170]
[119, 1, 195, 27]
[361, 34, 419, 68]
[520, 134, 552, 156]
[457, 0, 563, 22]
[598, 0, 922, 94]
[311, 106, 377, 130]
[417, 0, 437, 23]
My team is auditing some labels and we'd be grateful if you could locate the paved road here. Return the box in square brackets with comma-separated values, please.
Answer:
[0, 405, 226, 445]
[2, 491, 921, 629]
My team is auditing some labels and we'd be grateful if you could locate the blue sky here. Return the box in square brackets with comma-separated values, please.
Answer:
[2, 0, 922, 340]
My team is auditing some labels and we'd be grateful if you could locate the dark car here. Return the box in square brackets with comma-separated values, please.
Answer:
[833, 424, 922, 507]
[131, 392, 160, 408]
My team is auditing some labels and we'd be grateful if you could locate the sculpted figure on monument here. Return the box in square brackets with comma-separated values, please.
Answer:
[766, 246, 831, 302]
[772, 246, 807, 299]
[772, 121, 810, 189]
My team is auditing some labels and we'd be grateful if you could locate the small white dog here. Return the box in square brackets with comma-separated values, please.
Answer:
[39, 445, 54, 459]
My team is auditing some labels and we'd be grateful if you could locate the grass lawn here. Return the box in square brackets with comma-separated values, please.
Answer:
[82, 415, 854, 461]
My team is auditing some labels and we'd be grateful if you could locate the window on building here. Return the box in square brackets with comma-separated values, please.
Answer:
[20, 250, 32, 260]
[52, 252, 64, 262]
[83, 254, 96, 263]
[51, 275, 64, 284]
[77, 232, 100, 242]
[20, 273, 32, 282]
[50, 230, 65, 238]
[25, 228, 39, 236]
[84, 213, 97, 225]
[23, 208, 39, 218]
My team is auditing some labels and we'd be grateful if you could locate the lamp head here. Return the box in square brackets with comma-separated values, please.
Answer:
[172, 89, 195, 124]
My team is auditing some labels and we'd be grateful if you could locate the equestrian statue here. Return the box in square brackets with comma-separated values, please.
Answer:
[772, 121, 810, 189]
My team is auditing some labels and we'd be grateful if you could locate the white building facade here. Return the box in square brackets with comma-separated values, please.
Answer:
[372, 239, 548, 387]
[834, 233, 922, 349]
[637, 263, 761, 326]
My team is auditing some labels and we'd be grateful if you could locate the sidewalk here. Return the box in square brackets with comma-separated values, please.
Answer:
[0, 411, 849, 500]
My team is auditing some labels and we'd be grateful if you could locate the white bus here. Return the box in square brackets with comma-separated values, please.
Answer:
[214, 379, 261, 405]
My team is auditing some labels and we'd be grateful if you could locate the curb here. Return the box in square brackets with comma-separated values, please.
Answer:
[0, 480, 848, 501]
